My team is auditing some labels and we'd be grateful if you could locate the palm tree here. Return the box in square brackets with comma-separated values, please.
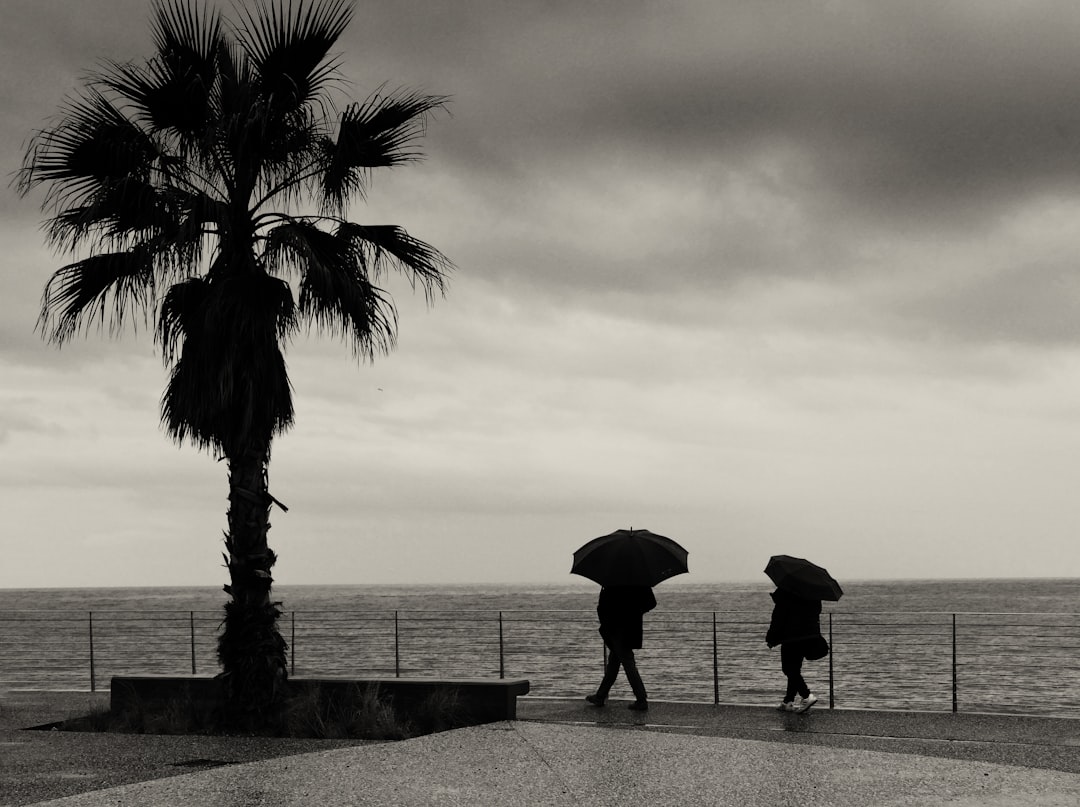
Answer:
[17, 0, 451, 719]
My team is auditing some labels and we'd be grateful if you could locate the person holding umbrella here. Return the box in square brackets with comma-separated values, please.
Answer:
[764, 555, 842, 714]
[571, 528, 689, 712]
[766, 586, 822, 713]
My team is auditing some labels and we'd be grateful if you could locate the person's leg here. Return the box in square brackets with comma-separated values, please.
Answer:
[790, 640, 818, 711]
[620, 647, 648, 703]
[793, 643, 810, 699]
[593, 642, 622, 701]
[780, 642, 808, 701]
[606, 636, 647, 705]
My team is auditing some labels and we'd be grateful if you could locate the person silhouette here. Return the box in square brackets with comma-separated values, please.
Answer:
[766, 587, 823, 713]
[585, 584, 656, 711]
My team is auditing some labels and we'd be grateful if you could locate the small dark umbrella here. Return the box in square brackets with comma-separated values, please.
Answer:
[571, 528, 689, 588]
[765, 554, 843, 601]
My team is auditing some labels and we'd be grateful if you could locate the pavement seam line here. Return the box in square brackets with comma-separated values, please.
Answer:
[510, 722, 587, 805]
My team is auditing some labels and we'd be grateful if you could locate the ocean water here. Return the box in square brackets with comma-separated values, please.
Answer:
[2, 578, 1078, 716]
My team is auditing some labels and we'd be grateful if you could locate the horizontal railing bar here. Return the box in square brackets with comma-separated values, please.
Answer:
[14, 607, 1044, 618]
[10, 608, 1077, 620]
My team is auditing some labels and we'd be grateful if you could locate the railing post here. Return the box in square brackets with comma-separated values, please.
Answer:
[394, 611, 400, 677]
[498, 611, 505, 679]
[952, 613, 958, 713]
[88, 611, 96, 693]
[190, 611, 196, 675]
[712, 612, 719, 705]
[828, 612, 834, 709]
[291, 611, 296, 677]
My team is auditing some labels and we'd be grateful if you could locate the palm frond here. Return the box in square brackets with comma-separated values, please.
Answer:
[250, 116, 327, 209]
[93, 2, 223, 140]
[153, 0, 224, 68]
[213, 35, 257, 173]
[17, 90, 159, 214]
[235, 0, 353, 114]
[297, 260, 397, 360]
[338, 222, 452, 302]
[38, 250, 157, 343]
[321, 87, 448, 207]
[46, 177, 173, 250]
[263, 218, 393, 357]
[262, 217, 350, 275]
[341, 87, 449, 165]
[157, 275, 210, 363]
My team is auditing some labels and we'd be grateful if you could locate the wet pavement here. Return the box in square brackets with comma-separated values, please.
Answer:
[4, 692, 1080, 806]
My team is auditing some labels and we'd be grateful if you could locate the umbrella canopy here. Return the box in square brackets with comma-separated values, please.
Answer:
[765, 555, 843, 601]
[571, 528, 689, 587]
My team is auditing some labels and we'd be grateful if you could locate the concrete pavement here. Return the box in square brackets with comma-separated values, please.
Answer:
[5, 693, 1080, 806]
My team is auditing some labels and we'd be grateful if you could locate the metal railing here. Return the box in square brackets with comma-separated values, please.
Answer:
[3, 609, 1079, 717]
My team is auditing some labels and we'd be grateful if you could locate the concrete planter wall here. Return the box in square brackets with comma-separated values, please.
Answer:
[110, 675, 530, 731]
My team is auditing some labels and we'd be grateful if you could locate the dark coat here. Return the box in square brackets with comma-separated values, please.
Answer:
[597, 585, 656, 649]
[765, 588, 822, 648]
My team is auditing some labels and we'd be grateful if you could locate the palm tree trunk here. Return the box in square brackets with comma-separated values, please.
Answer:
[217, 444, 288, 721]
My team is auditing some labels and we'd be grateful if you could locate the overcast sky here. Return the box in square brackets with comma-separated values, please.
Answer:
[4, 1, 1080, 589]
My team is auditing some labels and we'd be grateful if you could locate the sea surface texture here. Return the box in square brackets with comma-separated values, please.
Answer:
[2, 579, 1078, 716]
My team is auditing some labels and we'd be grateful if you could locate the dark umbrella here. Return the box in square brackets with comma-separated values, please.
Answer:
[571, 528, 689, 587]
[765, 555, 843, 601]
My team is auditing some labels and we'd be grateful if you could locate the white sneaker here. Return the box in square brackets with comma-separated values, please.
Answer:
[777, 700, 795, 712]
[794, 694, 818, 713]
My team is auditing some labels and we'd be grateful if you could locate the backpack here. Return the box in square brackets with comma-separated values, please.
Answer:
[803, 634, 830, 661]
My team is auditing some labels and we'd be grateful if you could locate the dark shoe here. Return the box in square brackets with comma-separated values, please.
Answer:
[628, 700, 649, 712]
[585, 694, 606, 707]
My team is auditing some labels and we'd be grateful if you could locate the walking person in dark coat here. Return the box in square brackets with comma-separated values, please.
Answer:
[766, 587, 823, 713]
[586, 585, 656, 711]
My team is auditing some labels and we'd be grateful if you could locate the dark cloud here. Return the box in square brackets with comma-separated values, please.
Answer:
[10, 0, 1080, 349]
[394, 2, 1080, 226]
